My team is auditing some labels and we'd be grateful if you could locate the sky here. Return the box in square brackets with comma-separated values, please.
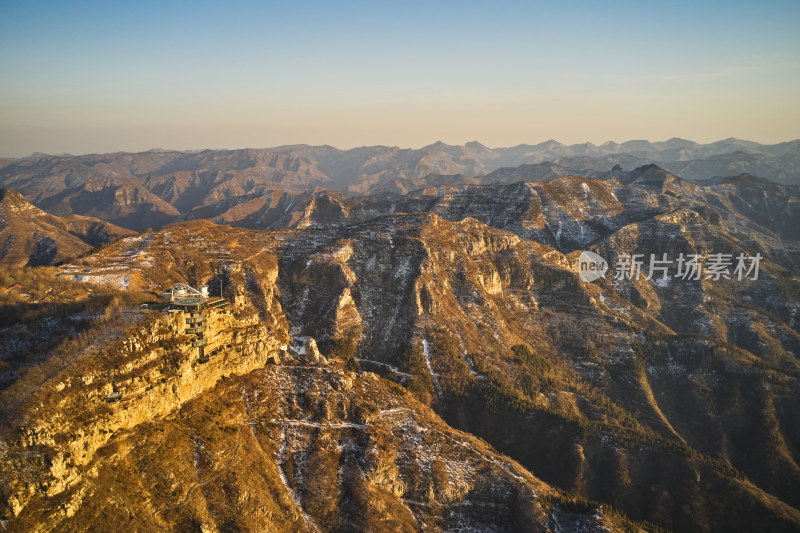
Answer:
[1, 0, 799, 156]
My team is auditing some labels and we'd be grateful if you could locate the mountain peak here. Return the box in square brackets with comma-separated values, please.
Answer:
[629, 163, 674, 179]
[534, 139, 564, 149]
[0, 187, 23, 202]
[464, 140, 489, 151]
[422, 140, 449, 150]
[0, 188, 38, 212]
[620, 139, 654, 151]
[700, 173, 776, 187]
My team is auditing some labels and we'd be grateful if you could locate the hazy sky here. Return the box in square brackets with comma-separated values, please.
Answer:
[1, 0, 799, 156]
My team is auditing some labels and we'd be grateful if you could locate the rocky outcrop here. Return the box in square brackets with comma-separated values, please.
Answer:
[0, 304, 285, 522]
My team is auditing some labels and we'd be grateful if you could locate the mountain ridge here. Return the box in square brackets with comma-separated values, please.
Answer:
[0, 188, 134, 267]
[2, 138, 799, 236]
[1, 139, 798, 234]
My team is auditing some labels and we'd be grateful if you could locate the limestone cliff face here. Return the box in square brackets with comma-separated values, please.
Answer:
[4, 363, 625, 533]
[1, 303, 285, 523]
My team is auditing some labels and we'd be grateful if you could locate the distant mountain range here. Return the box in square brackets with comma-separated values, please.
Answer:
[0, 138, 798, 230]
[2, 139, 800, 531]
